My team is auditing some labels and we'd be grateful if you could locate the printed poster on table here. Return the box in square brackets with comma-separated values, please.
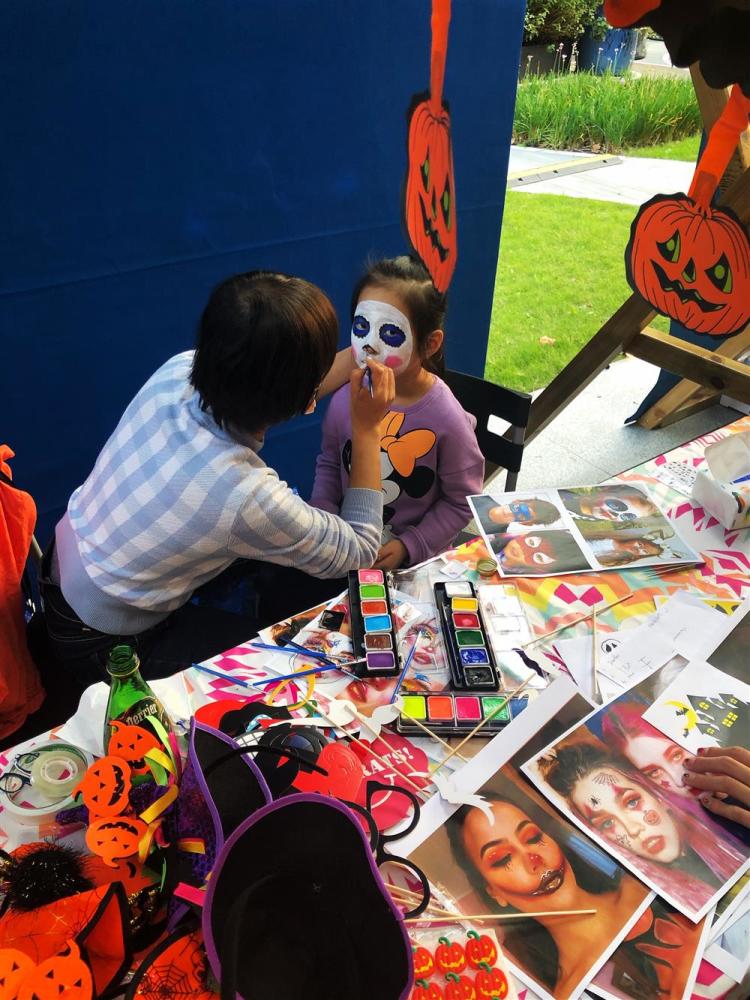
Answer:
[522, 665, 750, 923]
[468, 484, 700, 578]
[398, 681, 710, 1000]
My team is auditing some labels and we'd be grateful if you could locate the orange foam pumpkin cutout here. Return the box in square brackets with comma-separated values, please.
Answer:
[108, 720, 160, 773]
[74, 756, 132, 818]
[404, 0, 456, 293]
[86, 816, 147, 868]
[17, 941, 93, 1000]
[0, 949, 35, 999]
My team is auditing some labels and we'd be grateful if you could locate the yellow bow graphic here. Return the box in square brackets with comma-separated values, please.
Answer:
[379, 411, 436, 477]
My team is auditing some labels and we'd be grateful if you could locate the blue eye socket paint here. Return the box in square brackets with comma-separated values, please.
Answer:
[379, 323, 406, 348]
[352, 315, 370, 338]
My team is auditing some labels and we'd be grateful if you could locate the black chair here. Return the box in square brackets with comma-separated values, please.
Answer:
[443, 368, 531, 490]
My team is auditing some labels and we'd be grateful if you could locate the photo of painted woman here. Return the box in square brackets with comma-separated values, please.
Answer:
[410, 766, 650, 1000]
[524, 715, 750, 921]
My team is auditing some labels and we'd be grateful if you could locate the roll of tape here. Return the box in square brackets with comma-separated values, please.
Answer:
[31, 746, 86, 798]
[1, 742, 92, 826]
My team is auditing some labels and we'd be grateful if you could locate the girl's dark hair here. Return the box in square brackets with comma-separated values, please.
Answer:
[542, 743, 611, 800]
[446, 789, 621, 992]
[595, 539, 664, 568]
[191, 271, 338, 433]
[351, 255, 447, 375]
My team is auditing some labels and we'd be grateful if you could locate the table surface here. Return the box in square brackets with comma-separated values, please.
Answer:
[4, 413, 750, 1000]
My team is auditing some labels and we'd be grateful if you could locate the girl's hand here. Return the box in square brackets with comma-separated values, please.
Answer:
[684, 746, 750, 828]
[373, 539, 408, 571]
[350, 360, 395, 436]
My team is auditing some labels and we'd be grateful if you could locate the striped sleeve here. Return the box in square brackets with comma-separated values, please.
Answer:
[229, 472, 382, 578]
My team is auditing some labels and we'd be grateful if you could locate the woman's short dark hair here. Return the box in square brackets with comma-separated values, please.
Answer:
[542, 742, 615, 800]
[447, 788, 621, 992]
[191, 271, 338, 433]
[351, 256, 447, 375]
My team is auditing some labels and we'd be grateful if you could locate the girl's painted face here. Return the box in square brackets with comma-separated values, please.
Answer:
[460, 800, 569, 910]
[625, 735, 692, 797]
[570, 767, 681, 863]
[500, 534, 556, 569]
[351, 298, 414, 372]
[618, 539, 660, 559]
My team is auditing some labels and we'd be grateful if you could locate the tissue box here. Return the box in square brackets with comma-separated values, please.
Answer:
[691, 432, 750, 531]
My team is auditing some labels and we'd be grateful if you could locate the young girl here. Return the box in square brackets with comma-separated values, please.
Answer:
[311, 256, 484, 569]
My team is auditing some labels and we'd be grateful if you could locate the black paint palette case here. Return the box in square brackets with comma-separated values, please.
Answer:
[434, 581, 499, 691]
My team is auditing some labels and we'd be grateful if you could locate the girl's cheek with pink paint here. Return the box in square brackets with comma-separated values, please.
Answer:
[385, 355, 404, 369]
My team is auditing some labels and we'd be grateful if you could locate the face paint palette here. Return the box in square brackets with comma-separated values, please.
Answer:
[347, 570, 401, 677]
[396, 692, 531, 738]
[434, 581, 499, 690]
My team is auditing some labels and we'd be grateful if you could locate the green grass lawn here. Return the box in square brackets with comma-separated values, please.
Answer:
[625, 133, 701, 161]
[485, 190, 670, 392]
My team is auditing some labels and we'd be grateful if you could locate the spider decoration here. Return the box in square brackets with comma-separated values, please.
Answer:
[126, 928, 217, 1000]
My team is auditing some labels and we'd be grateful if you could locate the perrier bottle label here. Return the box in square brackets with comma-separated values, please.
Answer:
[103, 644, 173, 760]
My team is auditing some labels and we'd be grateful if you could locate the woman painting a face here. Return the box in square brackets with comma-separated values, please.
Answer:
[541, 740, 747, 917]
[447, 789, 647, 998]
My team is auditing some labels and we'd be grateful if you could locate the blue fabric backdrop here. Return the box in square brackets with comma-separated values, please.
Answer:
[2, 0, 525, 543]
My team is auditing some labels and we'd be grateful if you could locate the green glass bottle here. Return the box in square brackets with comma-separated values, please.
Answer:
[103, 644, 173, 756]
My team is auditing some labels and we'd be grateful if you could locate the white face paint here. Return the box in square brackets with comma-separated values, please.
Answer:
[351, 299, 414, 372]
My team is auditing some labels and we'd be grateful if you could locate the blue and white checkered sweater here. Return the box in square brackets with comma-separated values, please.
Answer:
[56, 352, 382, 633]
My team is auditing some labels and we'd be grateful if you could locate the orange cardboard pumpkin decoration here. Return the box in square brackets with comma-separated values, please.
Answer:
[404, 0, 456, 293]
[86, 816, 147, 868]
[0, 949, 35, 998]
[108, 720, 160, 773]
[445, 973, 476, 1000]
[626, 192, 750, 336]
[74, 756, 132, 817]
[17, 941, 93, 1000]
[474, 963, 508, 1000]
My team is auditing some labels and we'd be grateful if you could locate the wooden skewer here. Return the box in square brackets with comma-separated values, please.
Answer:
[430, 676, 534, 778]
[313, 704, 429, 799]
[522, 593, 633, 649]
[592, 606, 601, 704]
[405, 908, 596, 925]
[386, 886, 456, 918]
[345, 703, 467, 763]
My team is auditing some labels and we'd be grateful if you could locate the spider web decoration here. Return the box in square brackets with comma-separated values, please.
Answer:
[130, 929, 217, 1000]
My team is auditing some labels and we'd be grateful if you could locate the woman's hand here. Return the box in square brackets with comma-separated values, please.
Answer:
[350, 361, 395, 436]
[373, 539, 408, 571]
[684, 746, 750, 827]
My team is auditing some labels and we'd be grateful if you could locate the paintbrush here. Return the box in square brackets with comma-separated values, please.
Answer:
[404, 909, 596, 925]
[523, 593, 634, 648]
[390, 630, 423, 704]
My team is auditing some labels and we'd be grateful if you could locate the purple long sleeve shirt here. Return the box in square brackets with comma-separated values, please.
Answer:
[310, 377, 485, 565]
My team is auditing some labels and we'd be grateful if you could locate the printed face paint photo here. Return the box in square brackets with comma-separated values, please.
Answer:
[351, 297, 414, 373]
[523, 668, 750, 922]
[405, 685, 652, 1000]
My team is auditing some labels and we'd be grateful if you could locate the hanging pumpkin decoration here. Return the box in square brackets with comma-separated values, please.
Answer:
[107, 721, 160, 773]
[412, 945, 435, 980]
[86, 816, 147, 868]
[74, 756, 132, 818]
[444, 973, 476, 1000]
[434, 937, 466, 975]
[625, 85, 750, 337]
[404, 0, 457, 293]
[0, 948, 35, 998]
[626, 193, 750, 336]
[474, 963, 508, 1000]
[412, 981, 443, 1000]
[16, 941, 93, 1000]
[464, 932, 497, 970]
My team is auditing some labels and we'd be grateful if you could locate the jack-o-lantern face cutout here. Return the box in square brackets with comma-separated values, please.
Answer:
[465, 931, 497, 970]
[86, 816, 147, 868]
[74, 756, 131, 818]
[626, 193, 750, 336]
[475, 963, 508, 1000]
[0, 948, 35, 998]
[404, 0, 457, 293]
[107, 721, 160, 773]
[16, 941, 93, 1000]
[412, 945, 434, 980]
